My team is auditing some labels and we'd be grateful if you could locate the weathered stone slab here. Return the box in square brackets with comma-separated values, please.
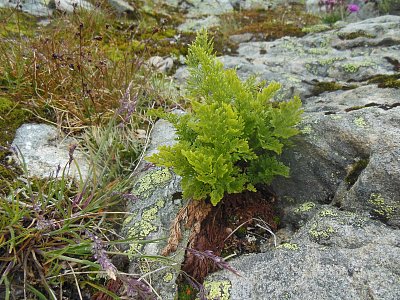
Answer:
[11, 123, 90, 180]
[205, 206, 400, 300]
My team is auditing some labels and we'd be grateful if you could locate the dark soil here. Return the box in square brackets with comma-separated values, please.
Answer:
[182, 187, 278, 283]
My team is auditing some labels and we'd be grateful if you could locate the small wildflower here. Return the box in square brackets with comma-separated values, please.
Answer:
[117, 81, 137, 125]
[186, 248, 241, 277]
[68, 144, 77, 166]
[347, 4, 360, 12]
[86, 231, 117, 280]
[120, 275, 155, 299]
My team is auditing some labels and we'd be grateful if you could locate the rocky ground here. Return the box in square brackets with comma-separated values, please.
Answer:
[2, 0, 400, 299]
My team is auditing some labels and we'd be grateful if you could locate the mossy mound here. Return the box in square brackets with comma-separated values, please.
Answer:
[219, 4, 320, 41]
[0, 96, 30, 193]
[0, 8, 38, 38]
[312, 81, 358, 96]
[368, 74, 400, 89]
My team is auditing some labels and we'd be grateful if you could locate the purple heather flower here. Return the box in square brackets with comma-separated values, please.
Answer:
[347, 4, 360, 12]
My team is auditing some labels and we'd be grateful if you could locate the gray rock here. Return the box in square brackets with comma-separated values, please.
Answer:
[0, 0, 52, 17]
[175, 16, 400, 98]
[173, 0, 279, 32]
[107, 0, 135, 15]
[121, 120, 187, 300]
[148, 56, 174, 73]
[168, 14, 400, 300]
[177, 15, 221, 32]
[205, 206, 400, 300]
[220, 15, 400, 98]
[229, 33, 254, 44]
[52, 0, 94, 13]
[11, 123, 90, 181]
[272, 86, 400, 228]
[0, 0, 135, 16]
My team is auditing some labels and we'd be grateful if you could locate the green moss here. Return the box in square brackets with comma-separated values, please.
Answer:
[0, 96, 30, 194]
[337, 31, 376, 40]
[302, 24, 331, 34]
[0, 96, 30, 144]
[295, 202, 316, 213]
[312, 81, 357, 96]
[219, 4, 320, 42]
[345, 159, 369, 187]
[309, 223, 335, 241]
[176, 283, 196, 300]
[0, 8, 38, 38]
[277, 242, 299, 251]
[367, 74, 400, 89]
[368, 193, 395, 221]
[203, 280, 232, 300]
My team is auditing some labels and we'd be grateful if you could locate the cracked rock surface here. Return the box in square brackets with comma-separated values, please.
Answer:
[195, 15, 400, 300]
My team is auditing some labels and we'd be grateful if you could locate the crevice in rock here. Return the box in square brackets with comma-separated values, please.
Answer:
[323, 193, 335, 204]
[172, 191, 183, 200]
[344, 157, 369, 190]
[345, 102, 400, 112]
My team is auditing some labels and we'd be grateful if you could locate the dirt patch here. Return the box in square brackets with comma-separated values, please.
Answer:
[181, 187, 277, 283]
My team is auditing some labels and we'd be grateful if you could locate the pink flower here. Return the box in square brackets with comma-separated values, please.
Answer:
[347, 4, 360, 12]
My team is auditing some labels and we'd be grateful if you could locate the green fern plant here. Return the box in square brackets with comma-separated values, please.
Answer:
[148, 30, 303, 206]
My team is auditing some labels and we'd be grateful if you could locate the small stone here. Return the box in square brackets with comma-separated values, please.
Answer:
[148, 56, 174, 73]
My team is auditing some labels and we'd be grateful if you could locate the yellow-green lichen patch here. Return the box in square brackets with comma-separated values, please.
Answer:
[163, 272, 174, 283]
[309, 223, 335, 241]
[302, 24, 331, 34]
[277, 242, 299, 251]
[353, 116, 367, 128]
[295, 202, 316, 213]
[307, 47, 330, 55]
[330, 115, 343, 120]
[132, 168, 172, 198]
[300, 125, 313, 135]
[203, 280, 232, 300]
[342, 61, 375, 73]
[305, 57, 345, 76]
[122, 211, 138, 227]
[125, 199, 166, 257]
[319, 209, 338, 218]
[368, 193, 395, 221]
[339, 211, 366, 228]
[337, 31, 376, 40]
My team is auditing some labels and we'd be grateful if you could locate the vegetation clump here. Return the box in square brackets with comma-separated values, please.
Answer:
[219, 4, 320, 41]
[148, 30, 303, 205]
[367, 73, 400, 89]
[312, 81, 357, 95]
